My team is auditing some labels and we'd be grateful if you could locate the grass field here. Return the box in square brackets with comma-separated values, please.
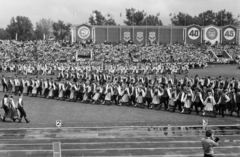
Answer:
[0, 65, 240, 129]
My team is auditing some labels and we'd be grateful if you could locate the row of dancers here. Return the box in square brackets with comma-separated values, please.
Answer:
[1, 73, 240, 118]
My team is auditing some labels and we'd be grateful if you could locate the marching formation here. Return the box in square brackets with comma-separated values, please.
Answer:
[0, 62, 196, 76]
[1, 71, 240, 119]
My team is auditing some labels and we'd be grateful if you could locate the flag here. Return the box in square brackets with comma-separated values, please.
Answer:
[120, 13, 122, 17]
[156, 12, 160, 16]
[15, 33, 18, 41]
[106, 13, 111, 20]
[169, 13, 172, 17]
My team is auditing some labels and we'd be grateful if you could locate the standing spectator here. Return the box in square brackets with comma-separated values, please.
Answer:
[201, 130, 219, 157]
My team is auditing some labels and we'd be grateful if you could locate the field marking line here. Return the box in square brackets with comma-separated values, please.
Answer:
[0, 146, 239, 152]
[57, 146, 240, 151]
[0, 124, 239, 130]
[0, 143, 52, 146]
[0, 150, 53, 152]
[1, 129, 240, 135]
[1, 140, 240, 146]
[1, 134, 240, 140]
[74, 155, 240, 157]
[0, 141, 201, 146]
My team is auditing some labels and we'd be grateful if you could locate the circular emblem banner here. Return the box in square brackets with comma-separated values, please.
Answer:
[78, 26, 90, 39]
[223, 28, 235, 40]
[206, 28, 218, 40]
[188, 27, 200, 40]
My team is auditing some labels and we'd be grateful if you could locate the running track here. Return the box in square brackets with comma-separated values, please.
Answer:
[0, 125, 239, 157]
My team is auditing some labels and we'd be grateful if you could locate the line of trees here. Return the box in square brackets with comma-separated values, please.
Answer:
[0, 8, 239, 40]
[88, 8, 162, 26]
[0, 16, 71, 41]
[88, 8, 239, 27]
[171, 10, 239, 26]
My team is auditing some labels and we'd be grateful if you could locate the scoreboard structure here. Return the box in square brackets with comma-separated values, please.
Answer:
[71, 24, 240, 45]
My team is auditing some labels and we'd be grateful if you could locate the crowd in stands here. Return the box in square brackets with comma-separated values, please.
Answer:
[0, 40, 238, 75]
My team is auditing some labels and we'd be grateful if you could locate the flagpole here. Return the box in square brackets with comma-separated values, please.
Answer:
[171, 23, 172, 45]
[131, 10, 134, 26]
[185, 15, 186, 26]
[221, 12, 222, 26]
[203, 13, 204, 26]
[120, 13, 122, 26]
[170, 14, 172, 45]
[146, 15, 148, 45]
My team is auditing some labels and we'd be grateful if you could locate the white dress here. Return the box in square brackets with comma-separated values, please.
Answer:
[32, 82, 37, 94]
[120, 92, 129, 103]
[183, 94, 192, 109]
[203, 96, 216, 112]
[136, 95, 143, 104]
[70, 85, 75, 99]
[83, 86, 90, 101]
[152, 95, 160, 105]
[93, 87, 101, 101]
[105, 88, 113, 101]
[58, 84, 64, 98]
[48, 86, 53, 97]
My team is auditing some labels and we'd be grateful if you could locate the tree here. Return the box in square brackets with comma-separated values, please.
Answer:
[0, 28, 10, 40]
[200, 10, 217, 26]
[171, 10, 236, 26]
[215, 10, 235, 26]
[142, 15, 163, 26]
[198, 10, 235, 26]
[103, 14, 117, 25]
[89, 11, 116, 25]
[89, 10, 106, 25]
[233, 18, 240, 27]
[53, 20, 71, 40]
[124, 8, 146, 25]
[6, 16, 34, 40]
[171, 13, 194, 26]
[35, 18, 53, 40]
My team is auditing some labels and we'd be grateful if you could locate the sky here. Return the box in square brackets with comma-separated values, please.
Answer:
[0, 0, 240, 29]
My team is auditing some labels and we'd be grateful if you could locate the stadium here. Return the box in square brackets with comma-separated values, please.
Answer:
[1, 0, 240, 156]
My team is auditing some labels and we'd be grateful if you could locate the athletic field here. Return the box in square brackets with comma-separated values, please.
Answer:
[0, 64, 240, 128]
[0, 65, 240, 157]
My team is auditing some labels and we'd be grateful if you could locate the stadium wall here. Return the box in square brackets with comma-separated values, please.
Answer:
[71, 24, 240, 45]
